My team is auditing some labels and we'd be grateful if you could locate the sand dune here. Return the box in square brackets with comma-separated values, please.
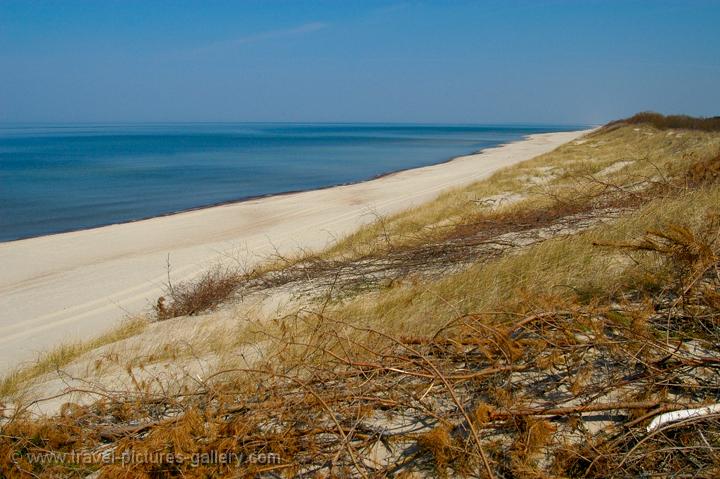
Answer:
[0, 130, 589, 374]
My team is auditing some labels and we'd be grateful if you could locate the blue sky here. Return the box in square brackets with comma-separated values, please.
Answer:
[1, 0, 718, 124]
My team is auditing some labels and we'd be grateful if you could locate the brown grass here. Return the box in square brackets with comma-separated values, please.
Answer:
[686, 151, 720, 186]
[3, 244, 719, 477]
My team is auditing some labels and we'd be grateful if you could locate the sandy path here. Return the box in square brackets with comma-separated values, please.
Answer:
[0, 130, 589, 373]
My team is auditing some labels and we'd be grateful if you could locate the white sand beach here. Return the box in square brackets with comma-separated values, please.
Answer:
[0, 130, 589, 374]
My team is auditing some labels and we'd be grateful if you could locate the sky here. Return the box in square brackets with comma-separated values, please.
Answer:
[1, 0, 719, 125]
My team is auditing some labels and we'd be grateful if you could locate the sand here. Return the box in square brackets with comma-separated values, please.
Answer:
[0, 129, 590, 374]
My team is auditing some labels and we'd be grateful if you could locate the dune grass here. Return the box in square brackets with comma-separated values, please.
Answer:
[325, 185, 720, 338]
[0, 317, 148, 399]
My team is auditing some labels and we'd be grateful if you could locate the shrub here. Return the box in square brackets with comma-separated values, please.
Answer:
[606, 111, 720, 131]
[155, 266, 241, 320]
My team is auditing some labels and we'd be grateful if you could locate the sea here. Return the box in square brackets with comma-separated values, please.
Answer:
[0, 123, 584, 242]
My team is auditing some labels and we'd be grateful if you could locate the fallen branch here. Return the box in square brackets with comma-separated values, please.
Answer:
[489, 401, 697, 420]
[647, 403, 720, 432]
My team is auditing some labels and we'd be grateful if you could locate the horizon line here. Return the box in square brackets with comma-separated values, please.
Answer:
[0, 120, 595, 127]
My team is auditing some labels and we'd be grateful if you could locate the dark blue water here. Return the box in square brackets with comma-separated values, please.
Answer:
[0, 123, 582, 242]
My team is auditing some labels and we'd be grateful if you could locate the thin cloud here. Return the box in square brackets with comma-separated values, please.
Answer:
[188, 22, 328, 56]
[226, 22, 328, 46]
[361, 3, 410, 25]
[372, 3, 410, 16]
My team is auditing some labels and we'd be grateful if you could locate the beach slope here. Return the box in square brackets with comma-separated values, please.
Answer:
[0, 130, 588, 373]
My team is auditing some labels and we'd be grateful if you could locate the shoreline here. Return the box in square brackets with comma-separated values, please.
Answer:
[0, 129, 591, 373]
[0, 131, 580, 245]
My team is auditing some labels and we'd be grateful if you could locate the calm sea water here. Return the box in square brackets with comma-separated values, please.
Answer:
[0, 123, 582, 242]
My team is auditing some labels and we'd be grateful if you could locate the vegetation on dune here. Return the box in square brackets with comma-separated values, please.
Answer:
[0, 317, 148, 400]
[155, 266, 242, 321]
[606, 111, 720, 132]
[2, 115, 720, 478]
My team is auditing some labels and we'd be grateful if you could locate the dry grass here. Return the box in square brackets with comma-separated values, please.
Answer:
[686, 151, 720, 186]
[316, 185, 720, 352]
[3, 117, 720, 478]
[0, 317, 147, 400]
